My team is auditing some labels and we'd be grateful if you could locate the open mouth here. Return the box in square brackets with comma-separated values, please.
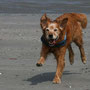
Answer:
[49, 39, 56, 45]
[48, 37, 58, 45]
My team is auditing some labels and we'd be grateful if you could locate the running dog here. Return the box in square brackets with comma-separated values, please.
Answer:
[36, 13, 87, 83]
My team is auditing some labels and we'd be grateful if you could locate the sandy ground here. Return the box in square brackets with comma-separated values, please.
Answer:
[0, 0, 90, 14]
[0, 14, 90, 90]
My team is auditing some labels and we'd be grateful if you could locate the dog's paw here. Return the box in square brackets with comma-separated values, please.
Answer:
[69, 55, 74, 65]
[36, 63, 43, 67]
[82, 59, 87, 64]
[70, 60, 74, 65]
[53, 77, 61, 84]
[82, 56, 87, 64]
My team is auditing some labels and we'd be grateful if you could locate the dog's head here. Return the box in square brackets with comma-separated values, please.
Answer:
[40, 14, 68, 45]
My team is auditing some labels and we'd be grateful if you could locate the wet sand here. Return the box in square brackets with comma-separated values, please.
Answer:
[0, 14, 90, 90]
[0, 0, 90, 14]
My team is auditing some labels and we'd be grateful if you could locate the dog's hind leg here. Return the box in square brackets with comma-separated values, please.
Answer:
[68, 45, 74, 65]
[74, 37, 86, 64]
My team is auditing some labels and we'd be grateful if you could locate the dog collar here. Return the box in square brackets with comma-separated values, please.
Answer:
[41, 33, 67, 48]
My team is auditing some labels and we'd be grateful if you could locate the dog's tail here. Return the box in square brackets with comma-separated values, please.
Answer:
[70, 13, 87, 29]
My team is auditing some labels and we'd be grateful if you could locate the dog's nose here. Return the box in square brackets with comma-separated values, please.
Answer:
[49, 34, 53, 39]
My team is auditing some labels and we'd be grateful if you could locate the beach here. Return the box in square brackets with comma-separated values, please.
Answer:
[0, 14, 90, 90]
[0, 0, 90, 90]
[0, 0, 90, 14]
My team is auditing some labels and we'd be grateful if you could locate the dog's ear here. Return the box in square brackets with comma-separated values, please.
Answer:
[59, 18, 68, 30]
[40, 13, 51, 30]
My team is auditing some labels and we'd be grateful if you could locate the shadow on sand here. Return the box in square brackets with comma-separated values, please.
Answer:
[24, 71, 81, 85]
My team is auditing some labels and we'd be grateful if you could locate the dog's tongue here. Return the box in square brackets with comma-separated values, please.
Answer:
[49, 40, 56, 45]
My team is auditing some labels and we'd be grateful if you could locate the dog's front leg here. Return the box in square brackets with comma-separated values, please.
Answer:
[53, 47, 66, 84]
[36, 45, 49, 67]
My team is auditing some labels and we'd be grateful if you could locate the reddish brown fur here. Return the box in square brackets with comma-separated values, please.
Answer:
[36, 13, 87, 84]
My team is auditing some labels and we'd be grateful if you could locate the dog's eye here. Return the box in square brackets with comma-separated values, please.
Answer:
[54, 29, 58, 31]
[46, 28, 49, 31]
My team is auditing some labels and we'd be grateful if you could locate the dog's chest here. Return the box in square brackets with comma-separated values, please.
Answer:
[49, 47, 59, 53]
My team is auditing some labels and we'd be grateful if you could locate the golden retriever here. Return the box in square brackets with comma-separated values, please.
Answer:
[36, 13, 87, 83]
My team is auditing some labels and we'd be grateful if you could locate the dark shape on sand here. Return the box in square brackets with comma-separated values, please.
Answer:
[9, 58, 17, 60]
[24, 71, 81, 85]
